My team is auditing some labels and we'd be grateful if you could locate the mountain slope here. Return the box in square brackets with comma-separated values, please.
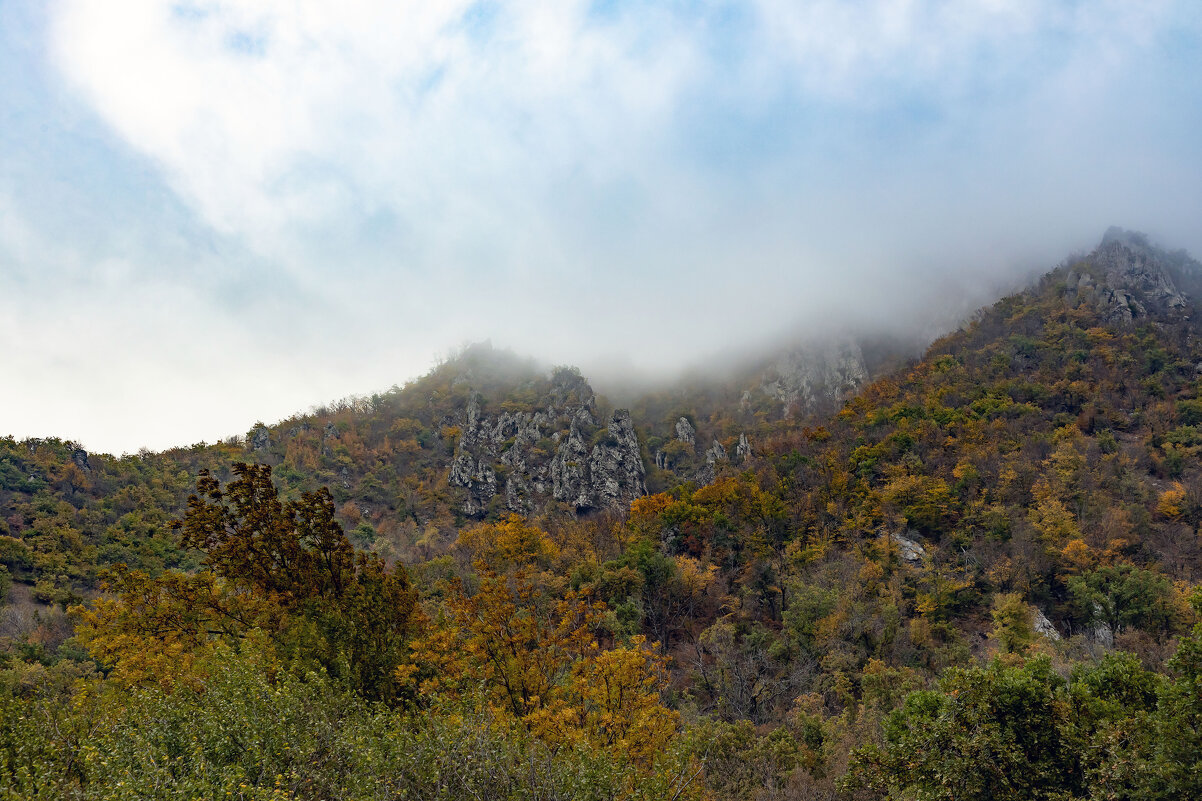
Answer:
[4, 229, 1202, 800]
[4, 228, 1200, 642]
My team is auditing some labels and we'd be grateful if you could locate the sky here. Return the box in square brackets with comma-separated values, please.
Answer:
[2, 0, 1201, 454]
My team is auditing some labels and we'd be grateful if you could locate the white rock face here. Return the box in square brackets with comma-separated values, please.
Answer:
[759, 340, 869, 417]
[1033, 608, 1061, 641]
[674, 417, 696, 445]
[890, 532, 926, 563]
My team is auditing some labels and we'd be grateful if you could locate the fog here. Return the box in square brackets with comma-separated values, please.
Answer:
[2, 1, 1201, 454]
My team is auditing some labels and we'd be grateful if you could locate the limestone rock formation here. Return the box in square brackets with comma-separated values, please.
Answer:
[1066, 228, 1194, 326]
[674, 417, 696, 445]
[696, 438, 728, 485]
[891, 532, 926, 563]
[1033, 608, 1061, 641]
[448, 367, 646, 516]
[703, 439, 727, 465]
[249, 424, 271, 452]
[70, 446, 90, 471]
[586, 410, 646, 509]
[758, 340, 869, 417]
[735, 433, 753, 462]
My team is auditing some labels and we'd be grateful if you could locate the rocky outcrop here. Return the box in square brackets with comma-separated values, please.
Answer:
[70, 446, 90, 471]
[1092, 620, 1115, 648]
[550, 415, 592, 509]
[674, 417, 696, 445]
[1066, 229, 1192, 326]
[249, 424, 271, 452]
[735, 433, 753, 462]
[1033, 608, 1061, 641]
[891, 532, 926, 563]
[759, 340, 869, 417]
[449, 451, 499, 516]
[697, 438, 728, 485]
[586, 411, 646, 509]
[703, 439, 727, 465]
[448, 368, 646, 516]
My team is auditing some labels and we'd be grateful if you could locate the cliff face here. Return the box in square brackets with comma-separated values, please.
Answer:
[448, 367, 646, 516]
[754, 339, 870, 418]
[1067, 227, 1187, 324]
[628, 337, 878, 491]
[1064, 228, 1193, 326]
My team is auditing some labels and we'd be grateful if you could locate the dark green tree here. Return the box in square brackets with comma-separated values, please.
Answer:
[844, 656, 1083, 800]
[171, 463, 421, 703]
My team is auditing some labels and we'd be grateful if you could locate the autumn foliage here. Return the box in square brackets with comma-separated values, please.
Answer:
[5, 247, 1202, 797]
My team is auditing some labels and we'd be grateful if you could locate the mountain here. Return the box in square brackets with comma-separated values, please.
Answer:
[4, 228, 1199, 599]
[0, 330, 906, 612]
[5, 228, 1202, 799]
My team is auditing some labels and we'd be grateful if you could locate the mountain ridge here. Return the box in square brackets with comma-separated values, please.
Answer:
[4, 227, 1198, 599]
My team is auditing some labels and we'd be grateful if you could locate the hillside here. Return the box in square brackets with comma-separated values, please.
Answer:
[3, 229, 1202, 799]
[0, 321, 905, 610]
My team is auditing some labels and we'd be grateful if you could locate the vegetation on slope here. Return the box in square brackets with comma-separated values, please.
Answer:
[2, 236, 1202, 798]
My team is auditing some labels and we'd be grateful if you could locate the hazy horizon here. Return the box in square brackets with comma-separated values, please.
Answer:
[3, 1, 1201, 454]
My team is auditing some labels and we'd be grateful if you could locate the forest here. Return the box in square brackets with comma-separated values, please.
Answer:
[2, 236, 1202, 799]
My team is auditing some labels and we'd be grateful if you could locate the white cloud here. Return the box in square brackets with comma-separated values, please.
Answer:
[11, 0, 1200, 450]
[745, 0, 1177, 102]
[0, 186, 438, 453]
[48, 0, 696, 267]
[48, 1, 1192, 264]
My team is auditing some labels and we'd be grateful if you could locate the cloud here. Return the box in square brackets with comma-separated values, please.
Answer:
[4, 0, 1199, 450]
[49, 2, 687, 260]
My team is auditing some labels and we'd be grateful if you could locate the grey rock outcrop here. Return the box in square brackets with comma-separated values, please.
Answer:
[891, 532, 926, 563]
[550, 418, 592, 508]
[759, 340, 868, 417]
[586, 411, 647, 509]
[1033, 608, 1061, 641]
[1092, 620, 1115, 648]
[448, 368, 646, 516]
[1067, 229, 1192, 326]
[450, 452, 499, 516]
[697, 438, 728, 485]
[249, 424, 271, 452]
[735, 433, 753, 462]
[675, 417, 696, 446]
[70, 446, 90, 471]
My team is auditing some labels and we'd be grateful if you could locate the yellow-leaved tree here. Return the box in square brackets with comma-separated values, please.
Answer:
[408, 514, 681, 768]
